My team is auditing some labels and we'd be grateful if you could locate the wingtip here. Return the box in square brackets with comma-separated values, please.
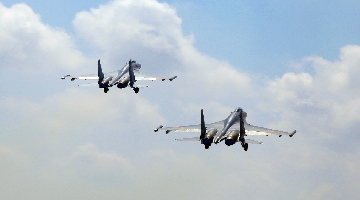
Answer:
[169, 76, 177, 81]
[61, 75, 70, 79]
[154, 125, 163, 132]
[289, 130, 296, 137]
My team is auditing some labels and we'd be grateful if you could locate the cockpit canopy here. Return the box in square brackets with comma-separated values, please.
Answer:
[235, 107, 243, 112]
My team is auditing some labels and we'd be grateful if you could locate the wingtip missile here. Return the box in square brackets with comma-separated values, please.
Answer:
[162, 76, 177, 81]
[61, 75, 70, 79]
[154, 125, 163, 132]
[169, 76, 177, 81]
[289, 130, 296, 137]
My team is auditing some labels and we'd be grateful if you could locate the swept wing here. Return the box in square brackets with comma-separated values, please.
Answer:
[61, 74, 98, 81]
[134, 71, 177, 81]
[157, 120, 225, 133]
[244, 123, 296, 137]
[202, 120, 295, 137]
[61, 71, 118, 81]
[62, 72, 176, 82]
[156, 120, 295, 137]
[175, 137, 263, 144]
[175, 137, 200, 141]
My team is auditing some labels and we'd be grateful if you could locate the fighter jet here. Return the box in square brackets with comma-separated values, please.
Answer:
[154, 107, 296, 151]
[61, 59, 177, 93]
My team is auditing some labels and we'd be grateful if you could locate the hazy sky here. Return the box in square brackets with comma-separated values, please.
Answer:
[1, 0, 360, 199]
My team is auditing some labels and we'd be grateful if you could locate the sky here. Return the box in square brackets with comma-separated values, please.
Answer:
[1, 0, 360, 199]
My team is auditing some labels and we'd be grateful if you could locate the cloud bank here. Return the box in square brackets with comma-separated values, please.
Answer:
[0, 0, 359, 199]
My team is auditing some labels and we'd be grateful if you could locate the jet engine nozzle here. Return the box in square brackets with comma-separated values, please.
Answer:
[99, 83, 108, 88]
[225, 139, 235, 146]
[201, 130, 217, 147]
[117, 83, 128, 88]
[98, 77, 113, 88]
[225, 130, 240, 146]
[117, 77, 130, 89]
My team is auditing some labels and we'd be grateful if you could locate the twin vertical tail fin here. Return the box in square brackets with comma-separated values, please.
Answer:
[200, 109, 206, 140]
[239, 110, 246, 144]
[98, 59, 104, 85]
[240, 110, 245, 136]
[129, 59, 135, 88]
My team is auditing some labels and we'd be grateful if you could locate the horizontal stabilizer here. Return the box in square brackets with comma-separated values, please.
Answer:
[78, 83, 98, 86]
[175, 137, 200, 141]
[245, 139, 263, 144]
[133, 83, 148, 88]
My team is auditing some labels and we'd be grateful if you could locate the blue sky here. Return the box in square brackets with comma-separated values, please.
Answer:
[175, 1, 360, 75]
[1, 0, 360, 199]
[4, 0, 360, 76]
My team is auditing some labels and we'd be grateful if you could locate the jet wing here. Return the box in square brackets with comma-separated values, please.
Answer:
[134, 71, 177, 81]
[78, 83, 98, 86]
[175, 137, 200, 141]
[155, 120, 224, 133]
[244, 123, 296, 137]
[61, 74, 98, 81]
[62, 71, 118, 81]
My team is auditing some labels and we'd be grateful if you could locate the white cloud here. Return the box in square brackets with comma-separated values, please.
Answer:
[1, 0, 360, 200]
[74, 0, 183, 53]
[73, 0, 254, 114]
[262, 45, 360, 136]
[0, 3, 87, 74]
[53, 143, 134, 184]
[0, 88, 165, 147]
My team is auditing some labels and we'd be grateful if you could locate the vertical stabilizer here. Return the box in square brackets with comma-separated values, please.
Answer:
[200, 109, 206, 139]
[129, 59, 135, 88]
[239, 110, 248, 151]
[239, 110, 246, 144]
[98, 59, 104, 84]
[240, 110, 245, 136]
